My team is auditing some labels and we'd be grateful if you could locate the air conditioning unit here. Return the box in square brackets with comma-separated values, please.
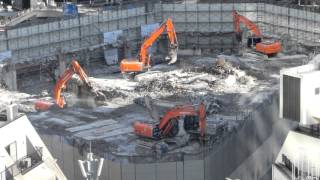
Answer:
[280, 63, 320, 125]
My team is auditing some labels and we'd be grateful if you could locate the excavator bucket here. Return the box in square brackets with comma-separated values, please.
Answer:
[91, 89, 107, 103]
[167, 47, 178, 65]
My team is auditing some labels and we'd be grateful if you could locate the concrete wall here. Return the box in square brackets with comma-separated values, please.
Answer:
[263, 4, 320, 44]
[5, 3, 242, 64]
[1, 3, 319, 66]
[0, 6, 147, 63]
[204, 92, 284, 180]
[154, 3, 259, 52]
[40, 133, 206, 180]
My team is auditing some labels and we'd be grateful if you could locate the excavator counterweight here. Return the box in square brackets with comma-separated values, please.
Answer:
[120, 18, 178, 75]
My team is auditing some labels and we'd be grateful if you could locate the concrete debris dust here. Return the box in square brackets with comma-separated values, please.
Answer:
[0, 88, 35, 113]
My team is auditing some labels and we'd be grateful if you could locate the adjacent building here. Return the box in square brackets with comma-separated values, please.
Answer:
[0, 104, 66, 180]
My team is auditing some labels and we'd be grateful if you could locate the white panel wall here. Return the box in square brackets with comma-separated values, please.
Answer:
[1, 3, 320, 63]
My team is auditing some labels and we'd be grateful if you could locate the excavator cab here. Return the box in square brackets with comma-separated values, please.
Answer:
[184, 115, 200, 132]
[247, 36, 262, 48]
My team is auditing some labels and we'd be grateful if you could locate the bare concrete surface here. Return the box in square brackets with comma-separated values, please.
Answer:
[0, 54, 308, 163]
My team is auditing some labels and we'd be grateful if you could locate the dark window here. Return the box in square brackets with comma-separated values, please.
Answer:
[316, 88, 320, 95]
[23, 0, 30, 9]
[283, 75, 300, 122]
[5, 141, 17, 161]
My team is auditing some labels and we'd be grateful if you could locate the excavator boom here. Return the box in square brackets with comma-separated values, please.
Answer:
[54, 60, 92, 108]
[35, 60, 95, 111]
[120, 18, 178, 74]
[232, 10, 262, 37]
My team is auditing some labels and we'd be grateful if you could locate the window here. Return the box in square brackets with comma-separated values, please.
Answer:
[315, 88, 320, 95]
[5, 142, 17, 161]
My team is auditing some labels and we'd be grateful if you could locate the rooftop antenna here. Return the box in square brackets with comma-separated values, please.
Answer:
[78, 141, 104, 180]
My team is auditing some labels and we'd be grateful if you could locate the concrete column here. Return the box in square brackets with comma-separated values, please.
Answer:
[1, 62, 17, 91]
[56, 48, 66, 78]
[84, 49, 90, 69]
[123, 40, 131, 59]
[6, 104, 18, 121]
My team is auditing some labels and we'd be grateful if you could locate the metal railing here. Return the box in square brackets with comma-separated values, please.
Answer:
[0, 147, 43, 180]
[0, 8, 32, 26]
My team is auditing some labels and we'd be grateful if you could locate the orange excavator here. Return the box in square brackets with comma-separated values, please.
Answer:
[232, 10, 282, 57]
[120, 18, 178, 76]
[35, 59, 103, 111]
[133, 103, 206, 139]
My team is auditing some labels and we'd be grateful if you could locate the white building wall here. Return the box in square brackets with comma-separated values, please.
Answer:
[0, 115, 67, 180]
[280, 63, 320, 125]
[274, 131, 320, 177]
[300, 71, 320, 125]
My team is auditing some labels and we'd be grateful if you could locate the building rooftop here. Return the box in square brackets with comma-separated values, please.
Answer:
[0, 113, 66, 180]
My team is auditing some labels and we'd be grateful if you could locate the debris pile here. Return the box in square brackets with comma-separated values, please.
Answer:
[134, 57, 256, 98]
[99, 89, 128, 100]
[186, 57, 235, 76]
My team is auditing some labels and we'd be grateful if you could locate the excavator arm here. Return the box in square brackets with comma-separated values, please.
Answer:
[232, 10, 262, 37]
[139, 18, 178, 66]
[120, 18, 178, 74]
[54, 60, 92, 108]
[35, 60, 94, 111]
[134, 103, 206, 139]
[54, 68, 74, 108]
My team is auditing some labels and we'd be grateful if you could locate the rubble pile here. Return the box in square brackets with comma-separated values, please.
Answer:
[185, 57, 235, 76]
[99, 89, 128, 100]
[134, 57, 256, 98]
[135, 73, 183, 94]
